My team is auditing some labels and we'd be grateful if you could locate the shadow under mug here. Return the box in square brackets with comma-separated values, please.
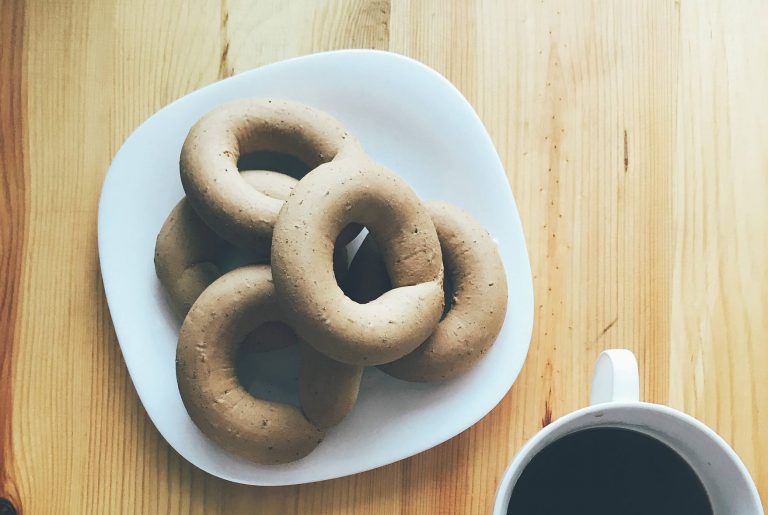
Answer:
[493, 350, 764, 515]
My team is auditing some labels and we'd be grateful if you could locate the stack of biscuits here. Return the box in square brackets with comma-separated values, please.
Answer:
[155, 99, 508, 464]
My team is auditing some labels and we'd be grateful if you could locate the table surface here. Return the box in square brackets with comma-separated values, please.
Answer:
[2, 0, 767, 513]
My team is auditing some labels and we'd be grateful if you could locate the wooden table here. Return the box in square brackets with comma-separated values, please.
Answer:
[2, 1, 766, 513]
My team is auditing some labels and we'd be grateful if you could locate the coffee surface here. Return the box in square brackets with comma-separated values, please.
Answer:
[506, 427, 713, 515]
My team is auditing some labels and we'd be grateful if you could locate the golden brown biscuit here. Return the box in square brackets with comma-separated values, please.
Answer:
[345, 201, 508, 381]
[176, 265, 362, 464]
[156, 171, 301, 352]
[155, 170, 349, 351]
[180, 98, 365, 249]
[155, 170, 296, 317]
[271, 158, 445, 366]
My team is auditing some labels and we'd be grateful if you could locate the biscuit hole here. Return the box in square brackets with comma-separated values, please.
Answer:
[234, 322, 301, 407]
[237, 151, 310, 179]
[340, 229, 456, 317]
[341, 232, 393, 303]
[333, 223, 365, 287]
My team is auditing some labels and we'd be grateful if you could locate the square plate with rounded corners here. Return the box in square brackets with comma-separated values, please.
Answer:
[98, 49, 534, 485]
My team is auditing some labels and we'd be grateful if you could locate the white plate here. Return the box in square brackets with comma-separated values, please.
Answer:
[98, 50, 534, 485]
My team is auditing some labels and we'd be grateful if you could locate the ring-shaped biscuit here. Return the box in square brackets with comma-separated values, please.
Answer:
[346, 201, 508, 382]
[155, 170, 296, 317]
[155, 170, 350, 352]
[271, 159, 445, 366]
[180, 98, 365, 249]
[156, 171, 303, 352]
[176, 265, 362, 464]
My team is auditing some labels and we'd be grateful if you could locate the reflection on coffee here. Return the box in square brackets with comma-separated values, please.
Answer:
[506, 428, 713, 515]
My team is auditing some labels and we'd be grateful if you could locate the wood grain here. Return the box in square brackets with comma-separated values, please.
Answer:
[0, 0, 26, 511]
[1, 0, 766, 513]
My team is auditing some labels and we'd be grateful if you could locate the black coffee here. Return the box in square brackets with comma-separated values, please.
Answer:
[506, 428, 713, 515]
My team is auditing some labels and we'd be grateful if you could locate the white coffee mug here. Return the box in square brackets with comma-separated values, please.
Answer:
[493, 349, 764, 514]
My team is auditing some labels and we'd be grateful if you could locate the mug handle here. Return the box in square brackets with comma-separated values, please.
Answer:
[590, 349, 640, 405]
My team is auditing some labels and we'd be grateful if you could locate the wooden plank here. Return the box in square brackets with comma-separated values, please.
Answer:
[223, 0, 389, 75]
[670, 0, 768, 500]
[218, 3, 397, 514]
[0, 0, 27, 511]
[387, 1, 685, 512]
[16, 1, 222, 513]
